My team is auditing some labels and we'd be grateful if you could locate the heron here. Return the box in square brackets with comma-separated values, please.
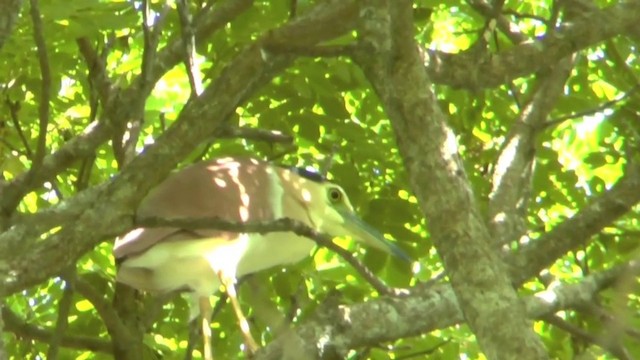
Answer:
[114, 157, 407, 359]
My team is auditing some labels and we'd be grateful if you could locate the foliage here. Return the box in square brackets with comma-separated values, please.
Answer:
[0, 0, 639, 359]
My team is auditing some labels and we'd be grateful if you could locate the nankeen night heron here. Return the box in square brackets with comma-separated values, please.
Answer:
[114, 157, 407, 359]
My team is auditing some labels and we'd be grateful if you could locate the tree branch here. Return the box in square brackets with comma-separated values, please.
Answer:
[488, 55, 576, 246]
[0, 0, 635, 218]
[213, 126, 294, 144]
[176, 0, 204, 97]
[137, 216, 406, 296]
[253, 259, 639, 359]
[508, 159, 640, 283]
[46, 270, 76, 359]
[0, 0, 254, 215]
[0, 0, 22, 51]
[354, 0, 547, 358]
[541, 315, 633, 360]
[28, 0, 51, 167]
[1, 306, 112, 354]
[0, 0, 368, 297]
[427, 1, 640, 89]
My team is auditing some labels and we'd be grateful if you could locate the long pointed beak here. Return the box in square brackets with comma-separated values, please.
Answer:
[338, 210, 411, 262]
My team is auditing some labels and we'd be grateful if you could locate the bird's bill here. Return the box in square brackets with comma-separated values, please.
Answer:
[337, 210, 411, 262]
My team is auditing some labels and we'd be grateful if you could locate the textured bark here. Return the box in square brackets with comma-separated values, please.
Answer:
[0, 0, 22, 51]
[1, 0, 640, 358]
[488, 56, 576, 246]
[354, 1, 548, 358]
[254, 261, 640, 359]
[0, 0, 357, 297]
[0, 14, 24, 327]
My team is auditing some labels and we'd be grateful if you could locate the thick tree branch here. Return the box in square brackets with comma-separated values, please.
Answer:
[488, 55, 576, 246]
[427, 1, 640, 89]
[254, 260, 640, 359]
[0, 0, 254, 215]
[354, 1, 547, 358]
[0, 0, 635, 218]
[266, 0, 640, 92]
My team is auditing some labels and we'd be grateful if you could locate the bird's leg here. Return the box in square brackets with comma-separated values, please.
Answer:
[218, 272, 260, 354]
[199, 296, 214, 360]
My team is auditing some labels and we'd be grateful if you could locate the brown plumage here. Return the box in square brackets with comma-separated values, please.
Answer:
[113, 156, 407, 359]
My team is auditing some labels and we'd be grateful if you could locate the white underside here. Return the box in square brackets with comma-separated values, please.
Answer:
[117, 232, 315, 299]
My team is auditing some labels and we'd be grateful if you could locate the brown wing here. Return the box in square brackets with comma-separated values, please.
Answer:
[114, 157, 281, 259]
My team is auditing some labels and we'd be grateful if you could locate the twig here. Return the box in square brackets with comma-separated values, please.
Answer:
[541, 314, 633, 360]
[0, 0, 255, 215]
[1, 306, 112, 353]
[76, 37, 112, 105]
[140, 0, 158, 90]
[177, 0, 204, 97]
[193, 126, 294, 162]
[263, 43, 355, 58]
[136, 216, 407, 296]
[213, 126, 294, 144]
[580, 302, 640, 341]
[29, 0, 51, 166]
[5, 99, 33, 158]
[0, 137, 23, 156]
[289, 0, 297, 19]
[501, 9, 549, 24]
[543, 83, 640, 129]
[319, 145, 339, 177]
[73, 275, 129, 339]
[46, 269, 76, 359]
[394, 340, 450, 359]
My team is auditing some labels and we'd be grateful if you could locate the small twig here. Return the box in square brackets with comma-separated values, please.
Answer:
[136, 216, 407, 296]
[76, 37, 112, 105]
[140, 0, 158, 90]
[501, 9, 549, 24]
[193, 126, 294, 163]
[29, 0, 52, 166]
[541, 314, 633, 360]
[73, 275, 129, 338]
[159, 112, 166, 132]
[263, 43, 355, 58]
[319, 145, 339, 177]
[76, 156, 96, 191]
[46, 269, 76, 359]
[584, 303, 640, 341]
[1, 306, 112, 353]
[0, 137, 23, 156]
[394, 340, 450, 360]
[213, 126, 294, 144]
[177, 0, 204, 97]
[6, 99, 33, 158]
[289, 0, 298, 20]
[544, 83, 640, 129]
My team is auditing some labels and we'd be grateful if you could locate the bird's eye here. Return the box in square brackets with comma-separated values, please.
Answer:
[328, 187, 343, 203]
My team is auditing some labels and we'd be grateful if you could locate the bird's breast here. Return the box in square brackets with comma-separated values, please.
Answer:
[235, 232, 316, 277]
